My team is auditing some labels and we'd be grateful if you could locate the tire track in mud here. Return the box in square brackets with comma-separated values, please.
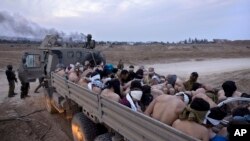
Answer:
[14, 95, 73, 141]
[0, 72, 73, 141]
[0, 96, 73, 141]
[13, 108, 49, 141]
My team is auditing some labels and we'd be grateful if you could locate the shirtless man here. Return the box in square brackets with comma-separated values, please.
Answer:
[172, 98, 210, 141]
[151, 88, 164, 99]
[68, 66, 81, 83]
[203, 106, 228, 141]
[173, 119, 209, 141]
[144, 92, 191, 125]
[218, 81, 242, 102]
[81, 60, 94, 77]
[88, 72, 103, 94]
[151, 82, 175, 95]
[119, 69, 129, 86]
[143, 67, 155, 85]
[150, 75, 161, 86]
[101, 79, 121, 102]
[166, 74, 185, 92]
[55, 64, 66, 77]
[192, 92, 217, 108]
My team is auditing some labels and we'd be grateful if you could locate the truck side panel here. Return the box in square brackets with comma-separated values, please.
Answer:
[51, 74, 69, 97]
[100, 97, 198, 141]
[51, 73, 198, 141]
[68, 82, 99, 121]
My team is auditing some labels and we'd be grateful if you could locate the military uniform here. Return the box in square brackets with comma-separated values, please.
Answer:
[20, 82, 30, 99]
[83, 34, 95, 49]
[117, 60, 124, 70]
[5, 65, 17, 97]
[34, 76, 44, 93]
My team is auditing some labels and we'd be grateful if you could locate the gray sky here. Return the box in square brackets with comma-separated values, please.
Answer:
[0, 0, 249, 42]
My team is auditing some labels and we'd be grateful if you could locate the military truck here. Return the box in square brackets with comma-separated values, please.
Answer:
[18, 35, 250, 141]
[18, 35, 199, 141]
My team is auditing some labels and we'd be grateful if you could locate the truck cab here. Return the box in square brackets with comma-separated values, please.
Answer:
[18, 34, 104, 83]
[18, 50, 45, 83]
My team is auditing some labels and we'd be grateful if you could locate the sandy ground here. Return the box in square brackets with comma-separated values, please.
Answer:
[145, 58, 250, 77]
[0, 42, 250, 141]
[0, 71, 73, 141]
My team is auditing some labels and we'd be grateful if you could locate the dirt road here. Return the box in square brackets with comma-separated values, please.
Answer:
[0, 71, 73, 141]
[145, 58, 250, 77]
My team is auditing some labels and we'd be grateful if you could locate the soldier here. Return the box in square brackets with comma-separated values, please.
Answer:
[20, 81, 30, 99]
[117, 59, 124, 70]
[84, 34, 95, 49]
[183, 72, 199, 91]
[5, 65, 18, 97]
[34, 62, 47, 93]
[34, 76, 44, 93]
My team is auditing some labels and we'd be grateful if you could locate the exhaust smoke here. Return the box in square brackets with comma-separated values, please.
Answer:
[0, 11, 86, 42]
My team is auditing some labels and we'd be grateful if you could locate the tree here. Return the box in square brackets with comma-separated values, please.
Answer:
[184, 39, 187, 44]
[188, 38, 192, 44]
[194, 38, 198, 43]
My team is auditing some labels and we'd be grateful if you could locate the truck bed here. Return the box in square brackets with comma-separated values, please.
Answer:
[51, 73, 198, 141]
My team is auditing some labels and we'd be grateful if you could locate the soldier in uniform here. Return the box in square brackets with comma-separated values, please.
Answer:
[34, 76, 44, 93]
[20, 81, 30, 99]
[84, 34, 95, 49]
[117, 59, 124, 70]
[5, 65, 18, 97]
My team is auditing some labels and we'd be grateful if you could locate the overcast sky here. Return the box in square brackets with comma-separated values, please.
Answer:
[0, 0, 249, 42]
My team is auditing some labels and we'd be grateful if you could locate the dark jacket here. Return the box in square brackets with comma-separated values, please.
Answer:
[6, 70, 17, 82]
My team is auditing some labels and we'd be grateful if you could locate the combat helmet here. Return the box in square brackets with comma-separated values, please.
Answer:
[7, 65, 13, 70]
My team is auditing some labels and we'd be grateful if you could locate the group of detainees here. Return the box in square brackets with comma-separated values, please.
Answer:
[54, 60, 250, 141]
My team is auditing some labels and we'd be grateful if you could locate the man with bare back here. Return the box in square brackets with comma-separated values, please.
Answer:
[218, 81, 242, 102]
[172, 98, 210, 141]
[101, 79, 121, 102]
[166, 74, 185, 92]
[144, 92, 191, 125]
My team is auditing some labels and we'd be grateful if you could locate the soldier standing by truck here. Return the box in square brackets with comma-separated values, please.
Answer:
[34, 76, 44, 93]
[84, 34, 95, 49]
[20, 81, 30, 99]
[5, 65, 18, 97]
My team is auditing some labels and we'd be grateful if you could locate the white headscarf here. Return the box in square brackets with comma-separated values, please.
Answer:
[175, 92, 190, 105]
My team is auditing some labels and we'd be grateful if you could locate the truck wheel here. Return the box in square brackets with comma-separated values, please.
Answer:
[94, 133, 112, 141]
[71, 113, 98, 141]
[44, 90, 57, 114]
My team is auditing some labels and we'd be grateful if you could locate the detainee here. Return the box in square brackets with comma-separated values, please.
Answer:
[145, 92, 191, 125]
[172, 98, 210, 141]
[101, 79, 121, 102]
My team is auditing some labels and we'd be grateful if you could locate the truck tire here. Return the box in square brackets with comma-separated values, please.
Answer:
[94, 133, 112, 141]
[44, 90, 57, 114]
[71, 113, 98, 141]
